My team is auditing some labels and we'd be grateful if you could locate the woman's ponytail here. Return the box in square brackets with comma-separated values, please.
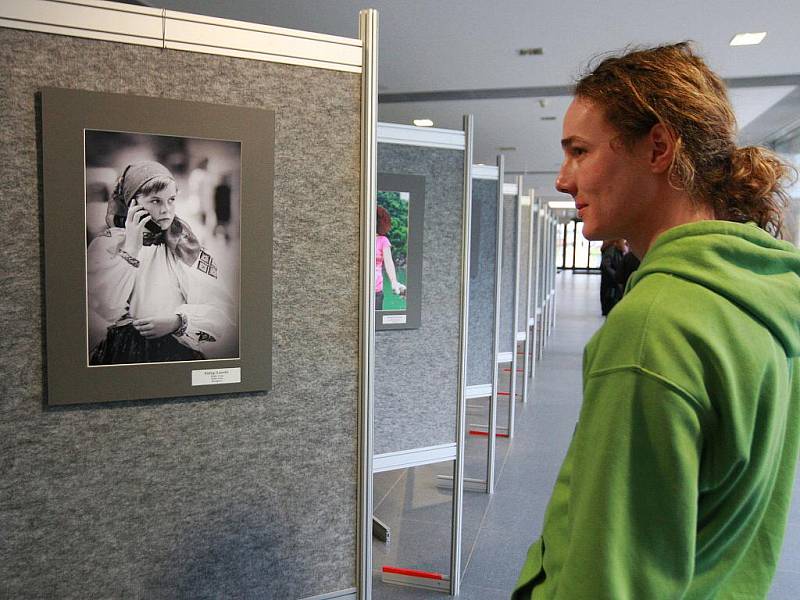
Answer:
[715, 147, 796, 238]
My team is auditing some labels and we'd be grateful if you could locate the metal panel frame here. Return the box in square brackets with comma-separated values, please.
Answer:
[358, 9, 377, 600]
[528, 198, 543, 382]
[450, 114, 474, 596]
[373, 443, 456, 472]
[0, 0, 363, 73]
[487, 154, 505, 493]
[520, 189, 535, 404]
[376, 122, 465, 150]
[508, 176, 524, 438]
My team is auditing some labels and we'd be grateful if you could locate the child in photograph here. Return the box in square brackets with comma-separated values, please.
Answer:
[87, 160, 236, 364]
[375, 205, 406, 310]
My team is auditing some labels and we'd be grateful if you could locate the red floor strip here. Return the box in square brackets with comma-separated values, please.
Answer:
[469, 430, 510, 438]
[382, 566, 444, 580]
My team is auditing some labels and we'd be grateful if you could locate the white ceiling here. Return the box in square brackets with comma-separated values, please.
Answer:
[137, 0, 800, 197]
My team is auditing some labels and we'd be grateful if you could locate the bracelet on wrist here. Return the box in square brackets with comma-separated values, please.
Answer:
[173, 313, 188, 337]
[118, 249, 140, 268]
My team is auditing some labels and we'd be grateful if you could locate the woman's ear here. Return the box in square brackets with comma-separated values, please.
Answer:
[648, 123, 676, 174]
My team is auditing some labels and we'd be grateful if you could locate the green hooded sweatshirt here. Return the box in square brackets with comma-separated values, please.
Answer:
[513, 221, 800, 599]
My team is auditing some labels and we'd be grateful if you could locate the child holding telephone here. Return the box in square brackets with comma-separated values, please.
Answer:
[87, 160, 236, 365]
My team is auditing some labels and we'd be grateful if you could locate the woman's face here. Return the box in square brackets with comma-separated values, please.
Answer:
[136, 181, 177, 230]
[555, 98, 655, 244]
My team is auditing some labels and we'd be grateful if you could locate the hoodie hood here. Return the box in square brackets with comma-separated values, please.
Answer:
[628, 221, 800, 357]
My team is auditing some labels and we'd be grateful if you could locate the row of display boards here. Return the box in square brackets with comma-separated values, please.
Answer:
[371, 122, 560, 595]
[0, 2, 559, 599]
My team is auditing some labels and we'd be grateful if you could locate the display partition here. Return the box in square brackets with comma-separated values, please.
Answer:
[495, 178, 522, 438]
[516, 190, 535, 405]
[0, 2, 374, 600]
[533, 205, 558, 361]
[462, 156, 504, 494]
[527, 198, 544, 382]
[547, 209, 558, 335]
[372, 118, 473, 595]
[540, 207, 556, 356]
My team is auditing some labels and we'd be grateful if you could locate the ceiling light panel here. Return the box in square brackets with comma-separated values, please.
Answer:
[413, 119, 434, 127]
[730, 32, 767, 46]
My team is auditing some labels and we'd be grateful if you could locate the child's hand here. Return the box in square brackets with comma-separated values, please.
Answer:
[133, 314, 182, 339]
[122, 202, 153, 256]
[392, 282, 407, 297]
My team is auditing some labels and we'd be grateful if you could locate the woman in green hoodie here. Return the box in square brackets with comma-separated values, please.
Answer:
[514, 43, 800, 599]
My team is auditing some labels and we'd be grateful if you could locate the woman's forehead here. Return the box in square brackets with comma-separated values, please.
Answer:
[562, 98, 615, 140]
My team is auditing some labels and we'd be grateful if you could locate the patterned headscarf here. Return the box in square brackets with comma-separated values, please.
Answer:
[106, 161, 201, 266]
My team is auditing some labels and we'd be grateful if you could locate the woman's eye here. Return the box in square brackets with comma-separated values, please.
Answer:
[572, 147, 586, 157]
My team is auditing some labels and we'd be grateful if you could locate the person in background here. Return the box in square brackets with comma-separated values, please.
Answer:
[213, 173, 233, 243]
[514, 42, 800, 599]
[375, 205, 406, 310]
[616, 239, 641, 293]
[599, 238, 625, 315]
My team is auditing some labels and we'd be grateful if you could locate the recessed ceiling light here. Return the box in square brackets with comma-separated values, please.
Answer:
[413, 118, 434, 127]
[730, 32, 767, 46]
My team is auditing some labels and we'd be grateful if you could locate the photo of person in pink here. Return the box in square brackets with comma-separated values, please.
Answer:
[375, 204, 407, 311]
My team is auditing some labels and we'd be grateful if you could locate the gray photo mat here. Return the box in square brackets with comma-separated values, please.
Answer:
[466, 178, 499, 386]
[375, 143, 464, 455]
[376, 172, 425, 331]
[41, 87, 273, 405]
[499, 192, 519, 355]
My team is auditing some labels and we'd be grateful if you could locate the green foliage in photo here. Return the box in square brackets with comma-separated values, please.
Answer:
[377, 190, 409, 264]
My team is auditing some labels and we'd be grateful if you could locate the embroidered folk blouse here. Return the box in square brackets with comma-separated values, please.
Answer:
[87, 228, 237, 359]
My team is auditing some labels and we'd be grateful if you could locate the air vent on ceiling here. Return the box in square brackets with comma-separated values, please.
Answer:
[540, 116, 557, 121]
[518, 47, 544, 56]
[498, 146, 517, 152]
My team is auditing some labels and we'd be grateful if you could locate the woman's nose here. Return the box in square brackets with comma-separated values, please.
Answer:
[555, 165, 575, 196]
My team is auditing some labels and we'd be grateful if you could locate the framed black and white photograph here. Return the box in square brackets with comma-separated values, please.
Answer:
[376, 173, 425, 330]
[42, 88, 273, 405]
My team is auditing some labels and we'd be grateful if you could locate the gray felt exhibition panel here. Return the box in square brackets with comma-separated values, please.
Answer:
[0, 27, 361, 600]
[517, 197, 532, 334]
[499, 191, 519, 355]
[466, 177, 499, 387]
[374, 142, 465, 455]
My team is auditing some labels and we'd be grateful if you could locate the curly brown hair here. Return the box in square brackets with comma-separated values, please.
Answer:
[376, 205, 393, 236]
[574, 42, 795, 237]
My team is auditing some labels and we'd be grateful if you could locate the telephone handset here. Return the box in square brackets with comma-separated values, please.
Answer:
[133, 199, 163, 234]
[144, 214, 162, 234]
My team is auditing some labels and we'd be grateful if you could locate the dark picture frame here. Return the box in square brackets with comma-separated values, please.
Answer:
[41, 87, 273, 405]
[376, 172, 425, 331]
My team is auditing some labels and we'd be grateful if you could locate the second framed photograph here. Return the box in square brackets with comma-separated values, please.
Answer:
[42, 88, 273, 405]
[376, 173, 425, 330]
